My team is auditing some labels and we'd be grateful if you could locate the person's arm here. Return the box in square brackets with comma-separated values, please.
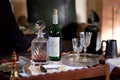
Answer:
[0, 0, 31, 52]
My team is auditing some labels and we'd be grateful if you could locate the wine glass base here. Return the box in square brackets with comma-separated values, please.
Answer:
[81, 58, 88, 62]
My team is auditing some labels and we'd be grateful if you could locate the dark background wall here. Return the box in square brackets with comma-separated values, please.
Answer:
[27, 0, 76, 28]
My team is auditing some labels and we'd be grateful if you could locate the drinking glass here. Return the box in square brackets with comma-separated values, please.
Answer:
[83, 32, 92, 53]
[80, 32, 92, 62]
[72, 38, 83, 61]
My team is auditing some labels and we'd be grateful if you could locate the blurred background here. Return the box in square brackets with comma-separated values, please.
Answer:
[11, 0, 120, 54]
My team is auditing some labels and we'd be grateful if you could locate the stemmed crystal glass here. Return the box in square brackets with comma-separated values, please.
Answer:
[72, 38, 83, 61]
[80, 32, 92, 62]
[83, 32, 92, 53]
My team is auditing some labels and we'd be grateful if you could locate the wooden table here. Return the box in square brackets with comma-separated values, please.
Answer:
[99, 58, 120, 80]
[0, 53, 120, 80]
[0, 64, 109, 80]
[111, 67, 120, 79]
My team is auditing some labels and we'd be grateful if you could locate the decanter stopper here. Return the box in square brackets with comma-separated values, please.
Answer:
[35, 20, 46, 37]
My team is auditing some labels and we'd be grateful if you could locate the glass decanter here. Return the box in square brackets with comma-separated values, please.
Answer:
[31, 20, 48, 66]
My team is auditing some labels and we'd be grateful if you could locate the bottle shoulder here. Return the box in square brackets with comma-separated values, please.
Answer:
[49, 25, 61, 32]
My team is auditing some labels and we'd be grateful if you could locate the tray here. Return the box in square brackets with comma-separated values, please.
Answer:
[0, 62, 21, 72]
[62, 52, 100, 67]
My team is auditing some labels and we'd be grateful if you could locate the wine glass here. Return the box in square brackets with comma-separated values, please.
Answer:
[83, 32, 92, 53]
[72, 38, 83, 61]
[80, 32, 92, 62]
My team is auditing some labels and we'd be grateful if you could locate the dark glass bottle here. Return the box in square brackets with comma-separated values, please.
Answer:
[48, 9, 62, 61]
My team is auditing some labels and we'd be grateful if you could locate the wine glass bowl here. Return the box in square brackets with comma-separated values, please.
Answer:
[72, 38, 83, 53]
[72, 38, 83, 61]
[83, 32, 92, 53]
[79, 32, 92, 62]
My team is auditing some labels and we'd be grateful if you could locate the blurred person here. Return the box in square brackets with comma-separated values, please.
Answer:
[0, 0, 33, 53]
[0, 0, 66, 54]
[87, 9, 100, 29]
[17, 15, 30, 29]
[87, 10, 101, 52]
[76, 23, 88, 38]
[17, 15, 35, 34]
[17, 15, 37, 41]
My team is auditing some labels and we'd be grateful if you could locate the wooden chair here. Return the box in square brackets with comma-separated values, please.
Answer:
[20, 64, 110, 80]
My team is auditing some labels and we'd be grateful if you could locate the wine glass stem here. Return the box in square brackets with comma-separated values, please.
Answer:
[83, 47, 87, 62]
[84, 47, 87, 53]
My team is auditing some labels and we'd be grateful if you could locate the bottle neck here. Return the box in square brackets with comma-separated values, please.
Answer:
[53, 15, 58, 25]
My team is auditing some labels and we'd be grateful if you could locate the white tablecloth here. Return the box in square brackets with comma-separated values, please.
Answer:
[106, 57, 120, 73]
[19, 60, 87, 77]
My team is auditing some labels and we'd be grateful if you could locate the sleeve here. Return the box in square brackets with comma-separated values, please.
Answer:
[0, 0, 31, 52]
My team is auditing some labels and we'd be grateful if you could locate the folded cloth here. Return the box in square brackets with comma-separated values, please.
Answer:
[106, 57, 120, 73]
